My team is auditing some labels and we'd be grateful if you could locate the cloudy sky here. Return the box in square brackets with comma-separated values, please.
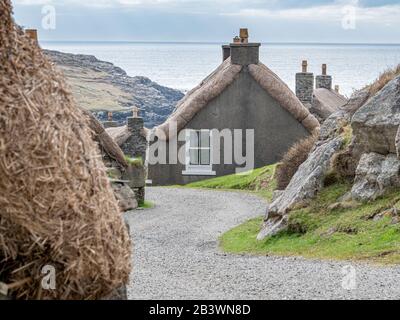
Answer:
[12, 0, 400, 43]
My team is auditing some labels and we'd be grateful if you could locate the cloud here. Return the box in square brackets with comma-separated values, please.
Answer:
[221, 2, 400, 24]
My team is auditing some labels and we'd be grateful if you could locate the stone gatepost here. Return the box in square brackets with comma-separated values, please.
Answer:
[295, 60, 314, 108]
[316, 64, 333, 90]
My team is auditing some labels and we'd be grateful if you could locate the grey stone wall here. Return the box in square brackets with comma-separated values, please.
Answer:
[122, 117, 147, 161]
[295, 72, 314, 106]
[230, 43, 260, 65]
[316, 75, 332, 90]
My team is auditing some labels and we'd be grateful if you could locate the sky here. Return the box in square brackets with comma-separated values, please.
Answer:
[11, 0, 400, 43]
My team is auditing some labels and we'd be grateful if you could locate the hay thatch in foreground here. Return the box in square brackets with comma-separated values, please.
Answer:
[0, 0, 131, 299]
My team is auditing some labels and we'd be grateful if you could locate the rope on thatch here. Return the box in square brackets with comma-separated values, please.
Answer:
[0, 0, 131, 300]
[248, 63, 320, 134]
[155, 58, 242, 140]
[82, 109, 128, 168]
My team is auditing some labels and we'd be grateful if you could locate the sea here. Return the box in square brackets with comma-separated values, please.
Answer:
[41, 41, 400, 97]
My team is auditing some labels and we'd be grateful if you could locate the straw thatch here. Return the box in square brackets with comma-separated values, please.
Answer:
[155, 58, 242, 140]
[82, 109, 128, 168]
[0, 0, 131, 300]
[311, 88, 347, 121]
[248, 63, 320, 134]
[106, 125, 149, 147]
[155, 56, 320, 140]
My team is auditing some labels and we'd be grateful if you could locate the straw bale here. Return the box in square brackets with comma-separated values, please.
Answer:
[0, 0, 131, 300]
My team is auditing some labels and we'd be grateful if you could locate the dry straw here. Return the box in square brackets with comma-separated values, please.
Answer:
[0, 0, 131, 299]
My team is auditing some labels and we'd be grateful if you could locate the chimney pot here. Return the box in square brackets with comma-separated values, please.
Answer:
[302, 60, 308, 73]
[335, 85, 340, 93]
[25, 29, 38, 44]
[108, 111, 113, 121]
[322, 64, 327, 75]
[132, 106, 140, 118]
[239, 28, 249, 43]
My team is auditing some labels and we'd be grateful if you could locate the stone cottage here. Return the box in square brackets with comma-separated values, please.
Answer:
[147, 30, 320, 186]
[296, 61, 347, 122]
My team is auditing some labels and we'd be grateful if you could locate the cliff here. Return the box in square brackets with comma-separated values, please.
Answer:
[44, 50, 184, 128]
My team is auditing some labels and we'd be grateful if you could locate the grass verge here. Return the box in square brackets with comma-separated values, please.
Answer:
[185, 164, 277, 201]
[220, 182, 400, 264]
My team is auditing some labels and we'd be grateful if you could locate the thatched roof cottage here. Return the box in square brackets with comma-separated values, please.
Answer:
[147, 30, 320, 186]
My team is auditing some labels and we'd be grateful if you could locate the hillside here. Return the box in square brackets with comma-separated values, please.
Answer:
[45, 50, 184, 128]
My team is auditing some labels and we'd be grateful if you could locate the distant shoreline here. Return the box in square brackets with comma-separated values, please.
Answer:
[40, 41, 400, 47]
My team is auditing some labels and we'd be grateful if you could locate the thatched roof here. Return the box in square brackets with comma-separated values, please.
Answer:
[106, 125, 149, 146]
[155, 57, 320, 140]
[311, 88, 347, 120]
[0, 0, 131, 299]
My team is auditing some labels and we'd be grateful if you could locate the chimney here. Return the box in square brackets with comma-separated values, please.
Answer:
[222, 45, 231, 62]
[295, 60, 314, 107]
[102, 111, 119, 128]
[126, 106, 147, 161]
[230, 29, 261, 66]
[316, 64, 332, 90]
[25, 29, 38, 44]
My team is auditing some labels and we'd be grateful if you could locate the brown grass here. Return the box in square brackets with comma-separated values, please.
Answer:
[367, 64, 400, 97]
[275, 134, 318, 190]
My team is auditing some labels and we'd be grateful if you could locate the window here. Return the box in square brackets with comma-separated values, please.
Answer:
[182, 129, 216, 176]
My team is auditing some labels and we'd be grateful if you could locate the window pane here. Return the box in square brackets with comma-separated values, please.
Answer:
[190, 130, 199, 148]
[189, 148, 199, 165]
[200, 131, 210, 148]
[200, 149, 210, 165]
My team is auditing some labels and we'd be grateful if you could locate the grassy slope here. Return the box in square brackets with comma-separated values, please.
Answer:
[185, 163, 400, 264]
[186, 164, 277, 201]
[220, 182, 400, 264]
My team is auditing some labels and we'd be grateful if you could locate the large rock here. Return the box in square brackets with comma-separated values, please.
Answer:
[351, 153, 400, 201]
[351, 76, 400, 155]
[112, 182, 138, 211]
[319, 88, 370, 141]
[257, 137, 343, 240]
[396, 125, 400, 159]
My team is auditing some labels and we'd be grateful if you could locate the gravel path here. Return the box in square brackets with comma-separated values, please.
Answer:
[126, 187, 400, 300]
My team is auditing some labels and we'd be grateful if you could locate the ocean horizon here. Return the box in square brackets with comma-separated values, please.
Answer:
[41, 41, 400, 97]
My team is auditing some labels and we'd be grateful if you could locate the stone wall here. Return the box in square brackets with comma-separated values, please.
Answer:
[316, 75, 332, 90]
[295, 72, 314, 106]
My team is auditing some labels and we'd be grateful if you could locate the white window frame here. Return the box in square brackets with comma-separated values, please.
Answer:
[182, 129, 216, 176]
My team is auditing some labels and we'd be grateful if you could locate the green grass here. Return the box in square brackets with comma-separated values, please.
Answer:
[139, 200, 154, 209]
[124, 156, 143, 167]
[186, 164, 277, 201]
[220, 182, 400, 264]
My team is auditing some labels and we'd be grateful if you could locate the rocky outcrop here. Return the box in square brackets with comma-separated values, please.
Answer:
[351, 75, 400, 155]
[112, 182, 138, 211]
[396, 125, 400, 159]
[257, 137, 343, 240]
[45, 50, 184, 128]
[351, 153, 400, 201]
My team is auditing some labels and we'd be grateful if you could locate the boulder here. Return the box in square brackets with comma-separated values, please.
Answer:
[351, 153, 400, 201]
[319, 88, 370, 141]
[351, 75, 400, 155]
[257, 137, 343, 240]
[396, 125, 400, 159]
[112, 182, 138, 211]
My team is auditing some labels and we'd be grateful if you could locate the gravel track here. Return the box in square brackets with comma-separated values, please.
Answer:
[126, 187, 400, 300]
